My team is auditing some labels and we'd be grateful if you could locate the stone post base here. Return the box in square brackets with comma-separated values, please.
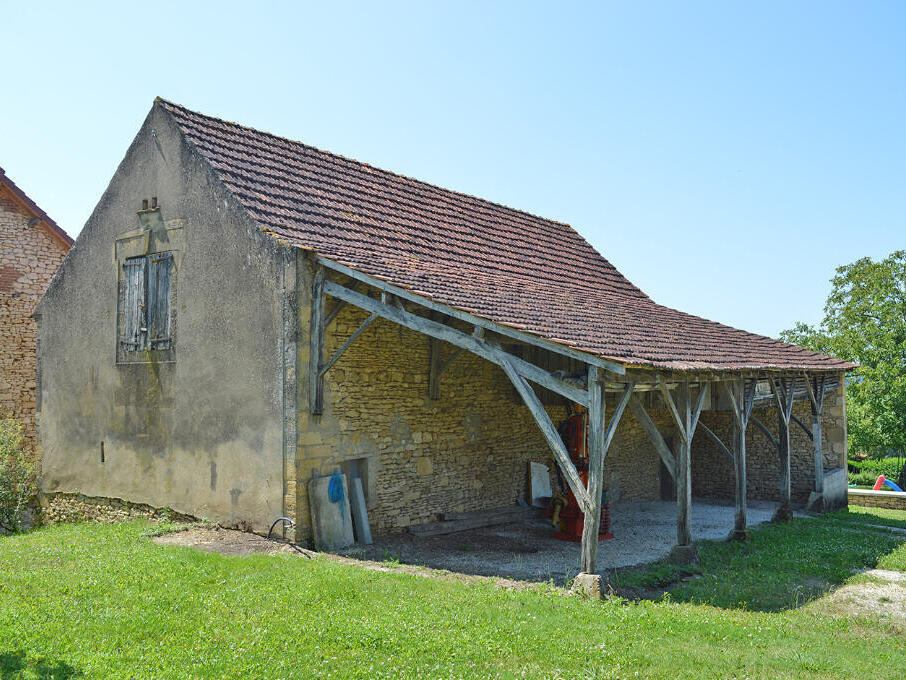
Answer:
[805, 492, 825, 513]
[669, 543, 699, 564]
[772, 504, 794, 522]
[728, 528, 750, 542]
[571, 572, 603, 599]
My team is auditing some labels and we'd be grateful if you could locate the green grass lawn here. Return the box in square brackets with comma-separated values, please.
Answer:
[1, 511, 905, 680]
[610, 508, 906, 609]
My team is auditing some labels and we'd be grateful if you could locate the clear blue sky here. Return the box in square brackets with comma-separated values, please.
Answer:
[2, 1, 903, 338]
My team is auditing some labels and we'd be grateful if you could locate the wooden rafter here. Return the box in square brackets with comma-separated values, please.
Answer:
[322, 279, 593, 406]
[319, 312, 378, 377]
[628, 394, 676, 478]
[498, 355, 591, 513]
[697, 422, 734, 464]
[318, 255, 627, 375]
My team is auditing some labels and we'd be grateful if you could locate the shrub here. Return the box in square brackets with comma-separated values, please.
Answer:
[848, 455, 906, 487]
[0, 418, 37, 533]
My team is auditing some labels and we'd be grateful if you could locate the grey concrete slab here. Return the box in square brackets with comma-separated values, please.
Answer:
[342, 498, 786, 584]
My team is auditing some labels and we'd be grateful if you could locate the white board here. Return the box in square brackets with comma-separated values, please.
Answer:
[530, 462, 552, 507]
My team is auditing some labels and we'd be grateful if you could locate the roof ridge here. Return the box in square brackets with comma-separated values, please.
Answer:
[155, 97, 575, 230]
[151, 97, 852, 371]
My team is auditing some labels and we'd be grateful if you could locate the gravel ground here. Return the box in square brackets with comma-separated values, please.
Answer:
[340, 499, 784, 583]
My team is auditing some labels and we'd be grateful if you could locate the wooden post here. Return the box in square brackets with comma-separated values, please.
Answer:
[309, 266, 325, 415]
[720, 380, 755, 540]
[576, 379, 633, 588]
[675, 383, 692, 548]
[428, 334, 443, 400]
[657, 379, 708, 560]
[581, 366, 605, 575]
[804, 375, 826, 495]
[771, 377, 795, 522]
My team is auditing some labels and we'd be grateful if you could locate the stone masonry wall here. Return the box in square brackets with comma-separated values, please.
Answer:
[0, 190, 69, 450]
[288, 267, 670, 542]
[40, 492, 196, 525]
[692, 379, 847, 504]
[847, 489, 906, 511]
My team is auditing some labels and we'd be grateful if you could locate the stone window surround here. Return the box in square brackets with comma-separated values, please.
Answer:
[113, 212, 185, 365]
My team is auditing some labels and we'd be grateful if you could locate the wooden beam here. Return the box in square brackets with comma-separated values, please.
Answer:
[690, 383, 709, 435]
[319, 312, 378, 377]
[629, 394, 676, 478]
[750, 416, 778, 449]
[698, 422, 734, 465]
[790, 414, 813, 439]
[658, 380, 686, 441]
[323, 279, 590, 405]
[323, 280, 360, 328]
[309, 266, 326, 414]
[439, 347, 463, 374]
[428, 336, 442, 400]
[498, 356, 591, 512]
[317, 255, 627, 376]
[602, 382, 634, 457]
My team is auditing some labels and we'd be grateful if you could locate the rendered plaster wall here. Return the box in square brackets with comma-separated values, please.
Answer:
[36, 101, 291, 533]
[691, 380, 847, 505]
[289, 264, 670, 542]
[0, 190, 69, 449]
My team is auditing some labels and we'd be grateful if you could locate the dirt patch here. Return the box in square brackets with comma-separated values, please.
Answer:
[150, 526, 549, 593]
[152, 527, 309, 557]
[811, 569, 906, 629]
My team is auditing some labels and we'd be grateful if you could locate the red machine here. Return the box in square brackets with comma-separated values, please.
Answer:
[550, 411, 613, 542]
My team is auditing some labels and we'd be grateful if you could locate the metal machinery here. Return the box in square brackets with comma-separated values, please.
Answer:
[550, 409, 614, 542]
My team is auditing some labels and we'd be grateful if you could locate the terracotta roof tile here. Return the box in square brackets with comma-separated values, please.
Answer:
[158, 99, 853, 372]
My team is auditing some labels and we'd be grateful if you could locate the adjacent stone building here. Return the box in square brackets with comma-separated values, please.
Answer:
[0, 168, 72, 449]
[36, 99, 853, 573]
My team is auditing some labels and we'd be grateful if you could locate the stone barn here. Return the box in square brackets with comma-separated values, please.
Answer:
[37, 99, 853, 578]
[1, 167, 72, 449]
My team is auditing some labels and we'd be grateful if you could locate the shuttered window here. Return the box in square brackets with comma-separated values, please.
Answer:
[122, 257, 147, 350]
[121, 252, 173, 351]
[147, 252, 173, 349]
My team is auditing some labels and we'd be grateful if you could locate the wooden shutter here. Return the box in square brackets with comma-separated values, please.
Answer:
[148, 252, 173, 350]
[122, 257, 147, 350]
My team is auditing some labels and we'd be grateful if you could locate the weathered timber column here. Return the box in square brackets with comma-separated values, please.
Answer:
[580, 366, 605, 575]
[309, 265, 325, 414]
[733, 420, 747, 534]
[658, 379, 708, 561]
[805, 376, 827, 495]
[574, 378, 634, 595]
[675, 383, 693, 548]
[777, 410, 791, 518]
[720, 380, 755, 540]
[771, 377, 795, 522]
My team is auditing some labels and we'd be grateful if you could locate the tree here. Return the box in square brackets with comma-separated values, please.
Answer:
[780, 250, 906, 455]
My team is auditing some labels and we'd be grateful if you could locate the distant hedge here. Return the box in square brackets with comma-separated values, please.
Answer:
[848, 456, 906, 487]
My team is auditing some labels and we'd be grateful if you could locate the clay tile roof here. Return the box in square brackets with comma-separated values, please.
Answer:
[0, 167, 73, 247]
[158, 98, 853, 372]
